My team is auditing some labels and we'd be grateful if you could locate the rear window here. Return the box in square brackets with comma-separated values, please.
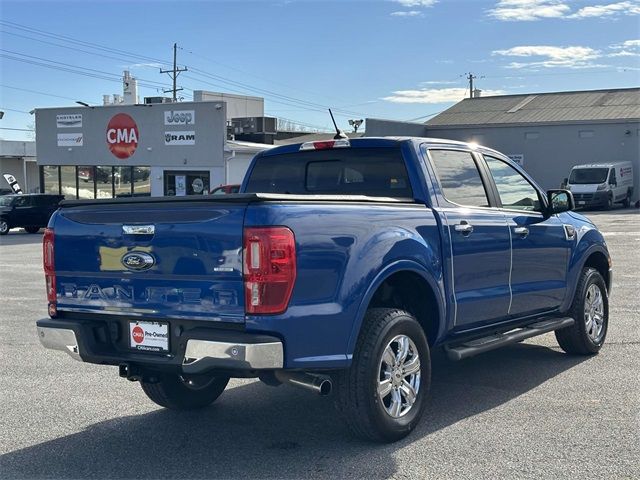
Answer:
[244, 148, 413, 198]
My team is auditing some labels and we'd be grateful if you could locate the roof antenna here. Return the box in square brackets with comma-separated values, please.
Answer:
[329, 109, 348, 140]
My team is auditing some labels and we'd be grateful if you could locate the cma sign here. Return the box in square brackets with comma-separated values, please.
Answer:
[106, 113, 139, 159]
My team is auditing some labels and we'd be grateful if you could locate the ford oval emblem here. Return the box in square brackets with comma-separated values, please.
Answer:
[121, 252, 156, 271]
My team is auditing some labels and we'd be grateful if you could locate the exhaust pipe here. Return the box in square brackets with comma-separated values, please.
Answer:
[274, 371, 332, 396]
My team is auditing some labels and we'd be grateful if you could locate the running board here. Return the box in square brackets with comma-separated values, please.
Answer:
[444, 317, 574, 361]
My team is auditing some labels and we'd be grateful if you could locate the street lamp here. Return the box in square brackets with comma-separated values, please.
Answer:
[348, 119, 363, 133]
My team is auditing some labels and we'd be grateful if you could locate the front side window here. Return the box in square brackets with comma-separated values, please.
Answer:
[484, 156, 542, 212]
[429, 149, 489, 208]
[14, 196, 32, 207]
[608, 169, 616, 185]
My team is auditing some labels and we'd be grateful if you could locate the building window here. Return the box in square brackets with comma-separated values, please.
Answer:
[524, 132, 539, 140]
[60, 166, 77, 199]
[96, 166, 114, 198]
[579, 130, 595, 138]
[42, 166, 60, 194]
[114, 166, 133, 197]
[133, 167, 151, 196]
[164, 171, 210, 196]
[77, 166, 95, 199]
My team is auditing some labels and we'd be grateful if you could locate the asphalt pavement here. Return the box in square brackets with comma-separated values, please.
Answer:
[0, 209, 638, 479]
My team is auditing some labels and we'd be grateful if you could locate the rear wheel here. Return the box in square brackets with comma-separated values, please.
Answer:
[0, 219, 9, 235]
[555, 267, 608, 355]
[622, 193, 630, 208]
[335, 308, 430, 442]
[140, 372, 229, 410]
[24, 226, 41, 234]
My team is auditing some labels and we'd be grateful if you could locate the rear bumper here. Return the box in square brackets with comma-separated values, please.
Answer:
[36, 317, 283, 373]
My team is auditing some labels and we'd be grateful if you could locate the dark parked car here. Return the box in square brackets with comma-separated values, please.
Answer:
[0, 194, 64, 235]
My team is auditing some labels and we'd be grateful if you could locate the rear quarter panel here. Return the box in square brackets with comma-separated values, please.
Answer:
[244, 202, 444, 369]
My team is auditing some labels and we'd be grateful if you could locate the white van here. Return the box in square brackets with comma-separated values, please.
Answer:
[566, 162, 634, 209]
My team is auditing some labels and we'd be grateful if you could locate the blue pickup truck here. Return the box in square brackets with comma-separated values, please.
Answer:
[37, 137, 612, 442]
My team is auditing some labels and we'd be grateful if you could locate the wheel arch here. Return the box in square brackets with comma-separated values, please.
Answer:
[561, 244, 611, 312]
[346, 260, 445, 356]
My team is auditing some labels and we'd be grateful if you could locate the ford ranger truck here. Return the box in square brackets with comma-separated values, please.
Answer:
[37, 137, 612, 442]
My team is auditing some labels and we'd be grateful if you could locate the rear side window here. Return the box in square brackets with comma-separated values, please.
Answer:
[429, 149, 489, 207]
[245, 148, 413, 198]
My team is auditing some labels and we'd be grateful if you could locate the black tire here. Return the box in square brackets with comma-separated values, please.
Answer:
[140, 373, 229, 410]
[622, 194, 630, 208]
[555, 267, 608, 355]
[603, 195, 613, 210]
[24, 226, 41, 234]
[335, 308, 431, 442]
[0, 219, 9, 235]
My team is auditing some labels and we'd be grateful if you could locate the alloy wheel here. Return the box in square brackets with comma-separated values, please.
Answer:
[377, 334, 421, 418]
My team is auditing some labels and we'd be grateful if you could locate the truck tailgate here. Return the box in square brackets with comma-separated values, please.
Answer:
[52, 200, 247, 324]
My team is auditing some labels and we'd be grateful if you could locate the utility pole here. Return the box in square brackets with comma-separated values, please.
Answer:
[463, 72, 484, 99]
[160, 43, 187, 102]
[465, 72, 476, 99]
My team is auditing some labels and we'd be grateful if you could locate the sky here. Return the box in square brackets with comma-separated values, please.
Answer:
[0, 0, 639, 141]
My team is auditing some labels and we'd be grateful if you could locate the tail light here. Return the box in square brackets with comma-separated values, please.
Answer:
[243, 227, 296, 315]
[43, 228, 56, 313]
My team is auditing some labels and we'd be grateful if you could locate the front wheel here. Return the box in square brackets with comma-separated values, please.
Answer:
[0, 219, 9, 235]
[555, 267, 608, 355]
[335, 308, 431, 442]
[140, 372, 229, 410]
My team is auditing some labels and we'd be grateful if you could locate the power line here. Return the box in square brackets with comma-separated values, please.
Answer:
[0, 84, 80, 102]
[0, 107, 31, 114]
[0, 19, 375, 118]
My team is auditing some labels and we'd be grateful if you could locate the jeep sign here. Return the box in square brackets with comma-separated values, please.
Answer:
[164, 110, 195, 126]
[107, 113, 139, 159]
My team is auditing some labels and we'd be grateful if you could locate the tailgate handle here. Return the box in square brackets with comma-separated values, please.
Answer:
[123, 225, 155, 235]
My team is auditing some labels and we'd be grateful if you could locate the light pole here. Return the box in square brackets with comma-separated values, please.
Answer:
[348, 119, 363, 133]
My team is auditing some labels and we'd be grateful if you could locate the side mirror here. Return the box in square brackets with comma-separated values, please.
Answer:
[547, 189, 574, 216]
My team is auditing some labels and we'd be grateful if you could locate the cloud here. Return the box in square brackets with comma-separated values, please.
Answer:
[393, 0, 437, 6]
[488, 0, 640, 21]
[420, 80, 458, 85]
[488, 0, 570, 21]
[391, 10, 423, 16]
[568, 1, 640, 18]
[493, 45, 606, 68]
[608, 38, 640, 57]
[383, 87, 506, 104]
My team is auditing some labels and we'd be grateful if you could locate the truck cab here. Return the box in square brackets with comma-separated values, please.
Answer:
[566, 162, 634, 209]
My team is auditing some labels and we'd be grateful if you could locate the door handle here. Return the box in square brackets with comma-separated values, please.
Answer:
[454, 222, 474, 235]
[514, 226, 529, 237]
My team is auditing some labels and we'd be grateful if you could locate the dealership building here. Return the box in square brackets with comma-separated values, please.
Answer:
[34, 89, 273, 199]
[366, 87, 640, 201]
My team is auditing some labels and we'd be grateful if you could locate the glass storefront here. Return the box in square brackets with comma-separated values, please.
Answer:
[163, 171, 210, 196]
[40, 166, 151, 199]
[42, 166, 60, 195]
[96, 166, 114, 198]
[77, 166, 95, 199]
[60, 166, 76, 199]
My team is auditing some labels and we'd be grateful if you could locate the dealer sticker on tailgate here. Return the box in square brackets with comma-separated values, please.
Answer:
[129, 321, 169, 352]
